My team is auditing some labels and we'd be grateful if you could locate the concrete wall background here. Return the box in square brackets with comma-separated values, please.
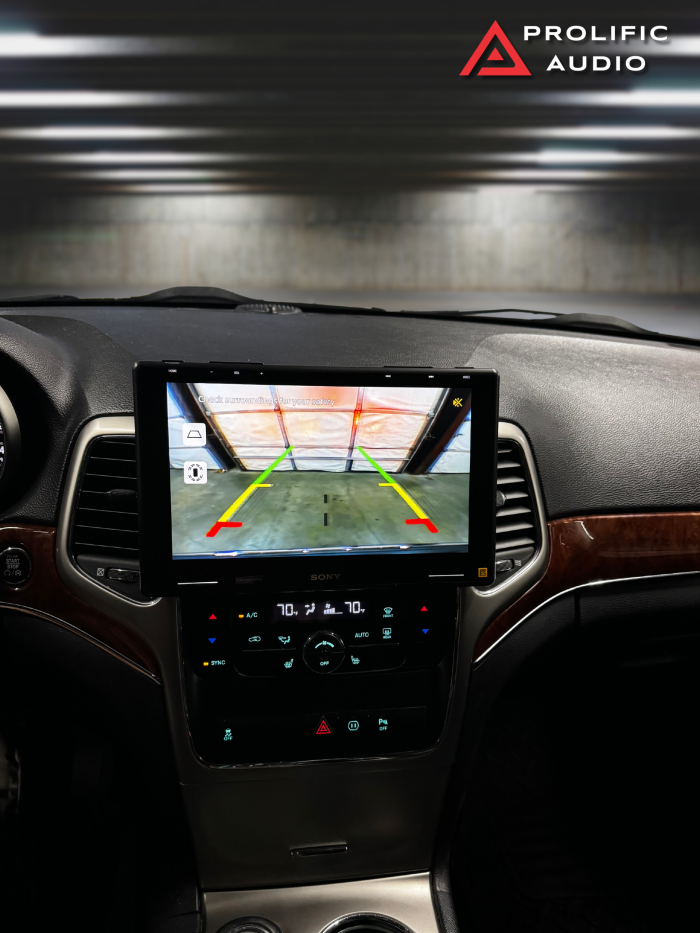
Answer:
[1, 188, 699, 294]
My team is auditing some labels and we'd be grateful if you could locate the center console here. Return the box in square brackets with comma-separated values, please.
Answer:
[124, 361, 501, 893]
[182, 585, 457, 765]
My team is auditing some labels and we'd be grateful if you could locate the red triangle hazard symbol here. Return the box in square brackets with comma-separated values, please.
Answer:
[421, 606, 428, 612]
[460, 21, 531, 77]
[316, 718, 332, 735]
[487, 48, 504, 61]
[209, 614, 217, 620]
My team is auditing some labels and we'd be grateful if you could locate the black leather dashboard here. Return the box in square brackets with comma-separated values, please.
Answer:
[1, 305, 699, 526]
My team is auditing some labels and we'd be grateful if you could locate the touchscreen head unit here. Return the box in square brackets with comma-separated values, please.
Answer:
[134, 362, 499, 594]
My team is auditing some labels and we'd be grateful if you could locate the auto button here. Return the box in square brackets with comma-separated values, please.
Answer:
[303, 630, 345, 673]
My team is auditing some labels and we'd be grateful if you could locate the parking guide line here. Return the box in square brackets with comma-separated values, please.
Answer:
[205, 446, 293, 537]
[358, 446, 439, 533]
[378, 483, 428, 519]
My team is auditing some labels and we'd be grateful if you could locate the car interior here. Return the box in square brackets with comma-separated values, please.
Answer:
[1, 4, 700, 933]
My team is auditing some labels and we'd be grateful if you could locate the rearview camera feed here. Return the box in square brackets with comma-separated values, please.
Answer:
[167, 382, 472, 559]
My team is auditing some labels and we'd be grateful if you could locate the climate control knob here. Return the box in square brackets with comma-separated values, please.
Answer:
[303, 630, 345, 673]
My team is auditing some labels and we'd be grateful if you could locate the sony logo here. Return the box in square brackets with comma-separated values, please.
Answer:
[311, 573, 341, 581]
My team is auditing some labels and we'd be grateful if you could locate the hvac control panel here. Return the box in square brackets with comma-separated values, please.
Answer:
[181, 586, 457, 765]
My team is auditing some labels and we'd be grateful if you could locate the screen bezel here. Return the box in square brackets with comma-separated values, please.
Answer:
[134, 361, 499, 595]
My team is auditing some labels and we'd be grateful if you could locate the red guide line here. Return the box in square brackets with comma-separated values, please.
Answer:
[405, 518, 439, 534]
[206, 521, 243, 538]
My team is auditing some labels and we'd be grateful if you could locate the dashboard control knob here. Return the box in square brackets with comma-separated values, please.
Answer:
[0, 546, 32, 588]
[303, 629, 345, 673]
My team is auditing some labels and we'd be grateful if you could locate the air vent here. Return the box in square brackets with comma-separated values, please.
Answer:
[70, 435, 147, 600]
[493, 440, 540, 580]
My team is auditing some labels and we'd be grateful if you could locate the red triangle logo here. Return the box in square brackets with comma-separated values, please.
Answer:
[209, 614, 217, 620]
[316, 718, 332, 735]
[421, 606, 428, 612]
[460, 21, 531, 77]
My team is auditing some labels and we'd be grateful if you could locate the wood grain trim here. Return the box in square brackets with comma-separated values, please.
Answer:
[0, 524, 159, 678]
[475, 512, 700, 660]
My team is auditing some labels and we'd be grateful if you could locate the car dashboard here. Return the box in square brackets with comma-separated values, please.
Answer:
[1, 303, 699, 933]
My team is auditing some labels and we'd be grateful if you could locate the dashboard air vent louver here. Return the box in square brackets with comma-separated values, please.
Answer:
[493, 440, 540, 581]
[69, 435, 147, 600]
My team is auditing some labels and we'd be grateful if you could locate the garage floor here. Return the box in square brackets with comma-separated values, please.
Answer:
[170, 469, 469, 555]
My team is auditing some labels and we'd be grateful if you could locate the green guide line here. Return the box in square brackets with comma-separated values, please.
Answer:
[357, 446, 394, 483]
[256, 445, 294, 483]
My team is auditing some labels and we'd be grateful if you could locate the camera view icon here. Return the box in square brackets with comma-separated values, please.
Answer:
[184, 461, 208, 484]
[182, 422, 207, 446]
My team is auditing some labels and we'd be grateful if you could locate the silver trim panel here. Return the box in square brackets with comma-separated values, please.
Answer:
[55, 416, 159, 612]
[204, 873, 439, 933]
[55, 416, 179, 698]
[479, 421, 549, 598]
[474, 568, 700, 663]
[320, 914, 415, 933]
[455, 421, 551, 657]
[0, 600, 160, 683]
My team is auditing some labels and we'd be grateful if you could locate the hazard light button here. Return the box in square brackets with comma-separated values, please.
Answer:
[315, 717, 333, 735]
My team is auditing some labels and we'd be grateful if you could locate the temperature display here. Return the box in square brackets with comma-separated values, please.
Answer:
[273, 599, 370, 622]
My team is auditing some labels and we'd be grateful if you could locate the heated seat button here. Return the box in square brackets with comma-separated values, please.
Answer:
[303, 630, 345, 673]
[235, 650, 299, 676]
[341, 645, 405, 672]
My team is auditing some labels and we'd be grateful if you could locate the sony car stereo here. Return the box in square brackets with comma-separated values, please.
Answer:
[134, 362, 499, 595]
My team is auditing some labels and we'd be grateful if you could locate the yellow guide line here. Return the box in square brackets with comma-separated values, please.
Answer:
[218, 483, 271, 523]
[379, 482, 428, 520]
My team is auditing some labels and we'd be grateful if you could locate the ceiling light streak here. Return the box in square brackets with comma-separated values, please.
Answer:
[0, 35, 229, 57]
[43, 168, 253, 180]
[16, 151, 274, 165]
[86, 184, 253, 193]
[0, 91, 220, 107]
[536, 90, 700, 107]
[445, 169, 660, 181]
[480, 125, 700, 140]
[1, 33, 699, 58]
[0, 126, 232, 140]
[510, 150, 677, 165]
